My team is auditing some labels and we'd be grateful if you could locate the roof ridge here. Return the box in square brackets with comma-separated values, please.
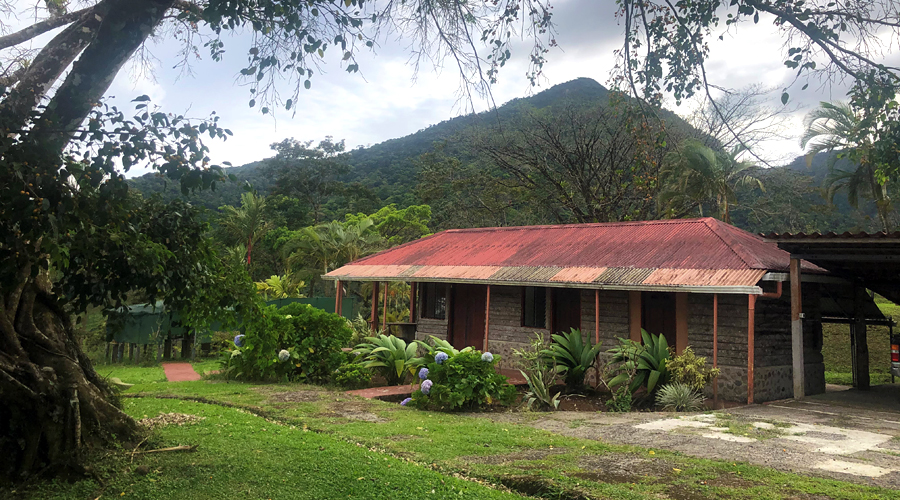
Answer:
[701, 218, 766, 269]
[446, 218, 707, 233]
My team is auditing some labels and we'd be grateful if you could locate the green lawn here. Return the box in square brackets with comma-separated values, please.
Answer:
[10, 365, 894, 500]
[822, 296, 897, 386]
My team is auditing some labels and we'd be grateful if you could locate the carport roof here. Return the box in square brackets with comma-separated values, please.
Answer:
[326, 218, 825, 294]
[764, 231, 900, 305]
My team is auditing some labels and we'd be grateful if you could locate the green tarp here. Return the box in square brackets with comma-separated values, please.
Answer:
[106, 297, 360, 345]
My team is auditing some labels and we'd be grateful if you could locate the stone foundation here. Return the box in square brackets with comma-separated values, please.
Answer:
[709, 362, 826, 403]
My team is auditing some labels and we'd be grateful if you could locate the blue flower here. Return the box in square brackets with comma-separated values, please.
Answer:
[278, 349, 290, 362]
[435, 352, 449, 364]
[234, 334, 246, 348]
[400, 397, 412, 406]
[481, 352, 494, 363]
[418, 367, 429, 380]
[421, 379, 433, 395]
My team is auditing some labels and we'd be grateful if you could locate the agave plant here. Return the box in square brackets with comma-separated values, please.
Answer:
[520, 366, 561, 410]
[607, 329, 671, 394]
[655, 382, 705, 412]
[541, 328, 603, 389]
[352, 334, 419, 386]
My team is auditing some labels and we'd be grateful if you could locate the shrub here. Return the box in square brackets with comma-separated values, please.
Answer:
[667, 347, 720, 391]
[347, 313, 375, 348]
[411, 350, 516, 411]
[414, 335, 472, 362]
[221, 302, 352, 382]
[352, 334, 420, 386]
[655, 382, 705, 412]
[607, 330, 671, 394]
[606, 385, 633, 412]
[513, 333, 559, 410]
[541, 328, 602, 389]
[333, 363, 372, 389]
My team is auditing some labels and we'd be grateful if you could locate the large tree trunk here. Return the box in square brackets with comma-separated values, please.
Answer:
[0, 275, 138, 480]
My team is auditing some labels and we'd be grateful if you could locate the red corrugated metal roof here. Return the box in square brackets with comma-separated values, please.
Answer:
[326, 218, 825, 292]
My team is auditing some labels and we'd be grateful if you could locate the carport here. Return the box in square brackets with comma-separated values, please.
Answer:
[764, 231, 900, 397]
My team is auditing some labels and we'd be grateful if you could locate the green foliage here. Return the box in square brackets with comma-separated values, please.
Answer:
[347, 313, 375, 348]
[655, 382, 706, 412]
[352, 334, 420, 386]
[413, 335, 472, 364]
[222, 302, 351, 382]
[345, 204, 432, 246]
[541, 328, 602, 389]
[255, 274, 305, 300]
[332, 362, 372, 389]
[411, 350, 516, 411]
[607, 330, 671, 394]
[513, 333, 559, 410]
[606, 385, 633, 413]
[667, 346, 720, 391]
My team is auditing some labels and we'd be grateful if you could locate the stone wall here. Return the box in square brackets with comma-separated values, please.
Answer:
[486, 286, 549, 369]
[579, 290, 630, 347]
[686, 293, 748, 367]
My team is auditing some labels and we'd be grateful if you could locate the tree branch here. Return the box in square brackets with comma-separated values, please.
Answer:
[0, 6, 94, 51]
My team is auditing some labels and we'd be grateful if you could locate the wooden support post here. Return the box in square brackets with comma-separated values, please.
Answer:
[156, 344, 162, 362]
[128, 343, 135, 362]
[852, 285, 870, 390]
[382, 282, 389, 333]
[713, 293, 719, 407]
[164, 337, 172, 360]
[747, 294, 756, 405]
[484, 285, 491, 352]
[335, 280, 344, 317]
[790, 258, 805, 399]
[409, 282, 417, 323]
[135, 343, 141, 364]
[594, 289, 600, 345]
[105, 342, 112, 364]
[118, 343, 125, 363]
[628, 291, 642, 342]
[181, 335, 191, 360]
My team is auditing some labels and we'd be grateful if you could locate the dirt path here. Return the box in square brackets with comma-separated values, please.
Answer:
[161, 362, 201, 382]
[475, 393, 900, 490]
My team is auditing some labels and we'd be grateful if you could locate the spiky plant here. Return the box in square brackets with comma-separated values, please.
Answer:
[655, 382, 705, 412]
[352, 334, 419, 386]
[607, 329, 671, 394]
[541, 328, 603, 389]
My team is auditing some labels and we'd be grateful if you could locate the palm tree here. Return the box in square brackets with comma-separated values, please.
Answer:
[286, 218, 383, 296]
[218, 192, 273, 266]
[660, 140, 764, 223]
[801, 101, 893, 232]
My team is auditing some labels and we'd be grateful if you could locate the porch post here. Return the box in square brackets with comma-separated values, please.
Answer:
[484, 285, 491, 352]
[383, 282, 389, 332]
[675, 292, 688, 354]
[370, 282, 379, 332]
[594, 289, 600, 345]
[852, 284, 870, 390]
[713, 293, 719, 406]
[790, 258, 805, 399]
[409, 282, 417, 323]
[747, 294, 756, 405]
[335, 280, 343, 317]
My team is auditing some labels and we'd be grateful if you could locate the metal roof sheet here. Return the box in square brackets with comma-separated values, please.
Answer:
[325, 218, 824, 291]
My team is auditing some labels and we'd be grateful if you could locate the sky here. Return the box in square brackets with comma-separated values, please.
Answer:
[5, 0, 893, 174]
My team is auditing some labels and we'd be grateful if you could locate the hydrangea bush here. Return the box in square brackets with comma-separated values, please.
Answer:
[409, 349, 516, 411]
[221, 302, 352, 382]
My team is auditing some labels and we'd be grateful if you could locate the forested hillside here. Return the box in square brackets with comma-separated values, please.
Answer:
[128, 77, 894, 234]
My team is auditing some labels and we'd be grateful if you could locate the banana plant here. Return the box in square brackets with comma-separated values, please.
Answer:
[607, 329, 671, 394]
[352, 334, 419, 386]
[541, 328, 603, 389]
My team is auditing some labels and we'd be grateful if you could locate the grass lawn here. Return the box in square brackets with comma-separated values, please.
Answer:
[822, 296, 897, 386]
[10, 365, 896, 500]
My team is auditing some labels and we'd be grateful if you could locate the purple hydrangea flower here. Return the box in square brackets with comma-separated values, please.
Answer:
[400, 397, 412, 406]
[435, 352, 449, 364]
[418, 367, 429, 380]
[481, 352, 494, 363]
[278, 349, 290, 362]
[421, 379, 433, 395]
[234, 334, 246, 347]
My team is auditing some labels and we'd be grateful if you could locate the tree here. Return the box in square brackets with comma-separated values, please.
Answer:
[0, 0, 553, 478]
[345, 204, 432, 247]
[801, 101, 894, 232]
[469, 96, 683, 223]
[217, 192, 273, 268]
[268, 138, 351, 224]
[660, 140, 765, 222]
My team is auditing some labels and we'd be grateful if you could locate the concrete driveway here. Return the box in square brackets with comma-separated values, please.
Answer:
[489, 384, 900, 489]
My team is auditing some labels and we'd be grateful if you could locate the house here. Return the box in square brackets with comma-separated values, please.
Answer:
[325, 218, 885, 403]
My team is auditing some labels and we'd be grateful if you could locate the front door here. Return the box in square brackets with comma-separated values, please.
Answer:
[641, 292, 676, 347]
[551, 288, 581, 334]
[450, 284, 486, 350]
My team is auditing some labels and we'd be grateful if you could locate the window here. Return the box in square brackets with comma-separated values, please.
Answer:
[522, 286, 547, 328]
[421, 283, 447, 320]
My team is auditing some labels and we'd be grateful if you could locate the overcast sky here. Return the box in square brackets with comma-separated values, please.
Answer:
[8, 0, 893, 174]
